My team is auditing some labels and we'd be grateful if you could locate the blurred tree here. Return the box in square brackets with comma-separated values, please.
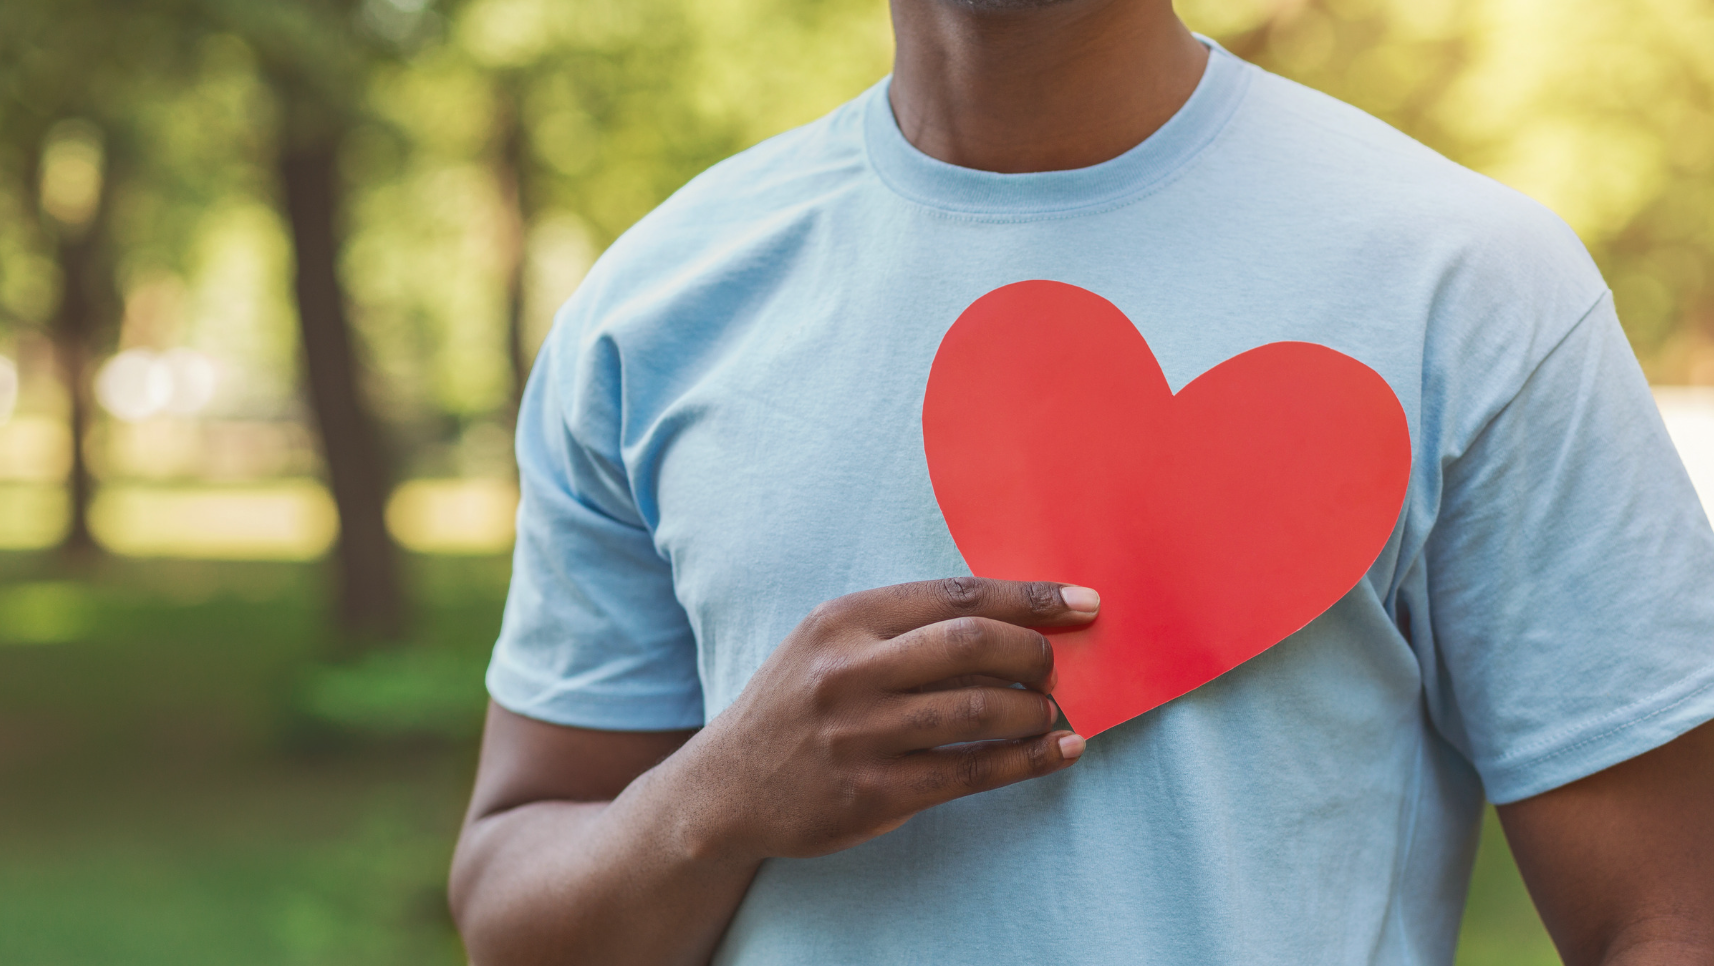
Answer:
[7, 0, 1710, 599]
[1183, 0, 1714, 378]
[0, 1, 195, 561]
[34, 120, 115, 559]
[1435, 0, 1714, 378]
[492, 77, 532, 420]
[449, 0, 893, 411]
[448, 0, 735, 420]
[197, 0, 419, 639]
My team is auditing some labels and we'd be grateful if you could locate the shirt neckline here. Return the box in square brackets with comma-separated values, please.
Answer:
[862, 40, 1251, 217]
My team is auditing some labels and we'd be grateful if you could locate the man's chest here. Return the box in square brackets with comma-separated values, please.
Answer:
[623, 260, 1428, 714]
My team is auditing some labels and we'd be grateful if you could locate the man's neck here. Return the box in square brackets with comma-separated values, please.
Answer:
[887, 0, 1209, 174]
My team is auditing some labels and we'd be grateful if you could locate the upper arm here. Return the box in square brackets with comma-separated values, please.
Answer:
[488, 312, 704, 732]
[477, 320, 698, 815]
[1417, 296, 1714, 803]
[1498, 719, 1714, 966]
[1413, 296, 1714, 960]
[465, 701, 695, 823]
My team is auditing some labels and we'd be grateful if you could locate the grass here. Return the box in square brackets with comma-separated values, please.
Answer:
[0, 553, 498, 966]
[0, 552, 1559, 965]
[1460, 810, 1561, 966]
[0, 755, 469, 966]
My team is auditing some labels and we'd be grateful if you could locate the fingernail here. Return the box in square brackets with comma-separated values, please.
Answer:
[1044, 696, 1059, 722]
[1060, 586, 1100, 613]
[1058, 734, 1086, 759]
[1044, 669, 1059, 694]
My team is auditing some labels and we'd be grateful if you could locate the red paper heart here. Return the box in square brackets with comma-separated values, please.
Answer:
[922, 281, 1411, 736]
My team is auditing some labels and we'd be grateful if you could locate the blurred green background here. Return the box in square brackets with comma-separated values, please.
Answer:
[4, 0, 1714, 963]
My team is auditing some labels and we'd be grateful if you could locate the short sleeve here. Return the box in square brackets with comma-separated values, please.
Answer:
[1421, 293, 1714, 803]
[485, 319, 705, 732]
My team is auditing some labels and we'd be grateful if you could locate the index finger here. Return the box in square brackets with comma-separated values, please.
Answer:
[841, 576, 1099, 639]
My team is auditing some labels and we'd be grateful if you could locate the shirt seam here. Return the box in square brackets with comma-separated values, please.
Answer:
[1483, 668, 1714, 775]
[1393, 287, 1613, 614]
[1441, 289, 1614, 468]
[1385, 291, 1611, 636]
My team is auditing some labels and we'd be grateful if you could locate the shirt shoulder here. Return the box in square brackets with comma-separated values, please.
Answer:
[534, 86, 880, 452]
[1230, 63, 1598, 286]
[1208, 61, 1609, 441]
[573, 87, 874, 316]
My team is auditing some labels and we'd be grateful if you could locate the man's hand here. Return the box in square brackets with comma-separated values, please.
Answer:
[664, 576, 1097, 861]
[450, 576, 1097, 966]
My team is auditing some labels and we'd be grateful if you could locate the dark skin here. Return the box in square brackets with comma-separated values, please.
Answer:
[452, 578, 1097, 966]
[451, 1, 1714, 963]
[887, 0, 1207, 173]
[1500, 720, 1714, 965]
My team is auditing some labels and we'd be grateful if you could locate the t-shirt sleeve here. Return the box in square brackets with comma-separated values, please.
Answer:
[484, 316, 705, 732]
[1421, 292, 1714, 803]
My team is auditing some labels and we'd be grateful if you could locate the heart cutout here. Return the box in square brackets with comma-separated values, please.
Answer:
[922, 281, 1411, 736]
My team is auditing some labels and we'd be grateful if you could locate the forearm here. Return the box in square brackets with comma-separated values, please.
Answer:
[450, 581, 1095, 963]
[450, 760, 761, 966]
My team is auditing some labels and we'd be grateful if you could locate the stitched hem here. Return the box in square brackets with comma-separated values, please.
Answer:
[1480, 671, 1714, 803]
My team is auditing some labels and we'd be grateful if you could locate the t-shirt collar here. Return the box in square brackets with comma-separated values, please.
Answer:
[863, 39, 1251, 217]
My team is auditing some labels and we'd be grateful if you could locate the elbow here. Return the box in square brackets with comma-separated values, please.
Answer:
[1594, 915, 1714, 966]
[447, 823, 510, 966]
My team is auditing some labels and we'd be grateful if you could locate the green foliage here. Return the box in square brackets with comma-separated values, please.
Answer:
[1458, 809, 1560, 966]
[4, 0, 1713, 441]
[0, 5, 1687, 961]
[0, 0, 201, 327]
[0, 553, 1556, 965]
[301, 645, 491, 739]
[0, 0, 889, 432]
[0, 751, 469, 966]
[0, 580, 93, 643]
[0, 554, 492, 964]
[0, 554, 506, 745]
[1184, 0, 1714, 375]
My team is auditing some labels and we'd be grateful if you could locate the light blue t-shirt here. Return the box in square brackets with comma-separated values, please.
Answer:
[489, 44, 1714, 965]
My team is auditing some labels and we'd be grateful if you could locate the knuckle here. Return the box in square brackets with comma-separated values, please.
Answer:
[938, 576, 985, 611]
[1024, 736, 1051, 773]
[941, 616, 985, 660]
[819, 718, 866, 758]
[802, 598, 849, 636]
[957, 688, 992, 728]
[955, 745, 992, 790]
[827, 773, 865, 820]
[804, 654, 858, 711]
[849, 764, 905, 825]
[845, 765, 888, 809]
[1022, 582, 1059, 619]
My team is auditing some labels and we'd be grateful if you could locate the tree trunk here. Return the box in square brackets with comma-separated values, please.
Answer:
[38, 124, 113, 565]
[51, 228, 99, 560]
[494, 84, 532, 423]
[279, 137, 405, 641]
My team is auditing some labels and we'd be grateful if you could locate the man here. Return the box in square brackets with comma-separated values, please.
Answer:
[449, 1, 1714, 963]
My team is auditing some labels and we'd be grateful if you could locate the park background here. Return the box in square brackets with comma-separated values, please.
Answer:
[2, 0, 1712, 962]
